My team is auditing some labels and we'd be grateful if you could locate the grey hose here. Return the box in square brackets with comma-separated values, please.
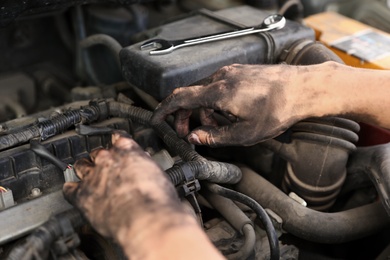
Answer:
[229, 224, 256, 260]
[80, 34, 123, 66]
[72, 6, 100, 84]
[204, 191, 255, 260]
[206, 183, 279, 260]
[235, 166, 390, 243]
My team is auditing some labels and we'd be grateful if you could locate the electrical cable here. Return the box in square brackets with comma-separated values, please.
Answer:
[30, 139, 68, 171]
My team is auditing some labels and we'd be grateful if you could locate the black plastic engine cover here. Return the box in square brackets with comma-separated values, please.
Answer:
[120, 5, 315, 100]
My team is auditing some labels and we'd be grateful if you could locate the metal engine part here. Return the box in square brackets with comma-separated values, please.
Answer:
[0, 1, 389, 260]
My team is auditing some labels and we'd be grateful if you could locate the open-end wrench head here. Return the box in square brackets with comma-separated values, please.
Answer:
[262, 14, 286, 30]
[140, 39, 173, 52]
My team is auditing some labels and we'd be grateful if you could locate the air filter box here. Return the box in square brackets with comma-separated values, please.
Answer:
[120, 5, 315, 100]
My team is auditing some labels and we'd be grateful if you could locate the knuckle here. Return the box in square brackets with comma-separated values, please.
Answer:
[219, 65, 235, 74]
[209, 80, 227, 94]
[204, 133, 216, 147]
[172, 87, 184, 95]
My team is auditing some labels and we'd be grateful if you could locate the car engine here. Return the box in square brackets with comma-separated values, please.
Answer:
[1, 0, 390, 259]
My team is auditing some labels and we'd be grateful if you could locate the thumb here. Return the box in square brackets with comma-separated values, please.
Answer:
[187, 124, 246, 147]
[63, 182, 80, 206]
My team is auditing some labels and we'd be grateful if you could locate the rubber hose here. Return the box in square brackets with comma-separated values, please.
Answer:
[166, 161, 242, 185]
[204, 191, 255, 260]
[228, 224, 256, 260]
[107, 101, 205, 162]
[80, 34, 123, 66]
[206, 183, 280, 260]
[235, 166, 390, 243]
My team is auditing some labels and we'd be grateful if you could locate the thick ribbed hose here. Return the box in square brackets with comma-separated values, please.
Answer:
[166, 161, 242, 185]
[108, 101, 205, 162]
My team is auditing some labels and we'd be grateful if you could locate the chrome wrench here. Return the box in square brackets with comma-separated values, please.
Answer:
[140, 14, 286, 55]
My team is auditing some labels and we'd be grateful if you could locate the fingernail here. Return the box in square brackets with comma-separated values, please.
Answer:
[188, 133, 201, 145]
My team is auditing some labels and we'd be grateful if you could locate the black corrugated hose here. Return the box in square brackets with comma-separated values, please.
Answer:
[0, 104, 100, 151]
[166, 161, 242, 185]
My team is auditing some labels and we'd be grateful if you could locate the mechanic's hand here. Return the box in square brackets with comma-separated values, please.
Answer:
[63, 133, 183, 239]
[151, 63, 311, 147]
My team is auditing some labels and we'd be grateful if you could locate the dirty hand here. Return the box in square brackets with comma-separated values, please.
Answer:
[63, 133, 185, 241]
[151, 63, 320, 147]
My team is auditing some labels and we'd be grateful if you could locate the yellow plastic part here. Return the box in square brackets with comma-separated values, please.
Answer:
[304, 12, 390, 69]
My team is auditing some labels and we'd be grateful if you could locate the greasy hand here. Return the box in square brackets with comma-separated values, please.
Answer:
[63, 133, 182, 239]
[151, 64, 305, 147]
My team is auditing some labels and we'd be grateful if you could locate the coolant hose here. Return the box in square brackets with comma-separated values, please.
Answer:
[166, 161, 242, 185]
[206, 183, 280, 260]
[80, 34, 122, 66]
[235, 166, 390, 243]
[203, 191, 255, 260]
[229, 224, 256, 260]
[107, 101, 205, 162]
[347, 143, 390, 216]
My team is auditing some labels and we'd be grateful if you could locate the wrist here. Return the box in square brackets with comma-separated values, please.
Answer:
[304, 62, 390, 126]
[290, 61, 351, 120]
[116, 208, 198, 259]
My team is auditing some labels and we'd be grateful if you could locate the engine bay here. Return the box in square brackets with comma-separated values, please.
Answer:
[1, 0, 390, 259]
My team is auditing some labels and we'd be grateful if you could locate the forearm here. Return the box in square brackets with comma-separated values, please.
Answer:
[117, 211, 225, 260]
[294, 62, 390, 128]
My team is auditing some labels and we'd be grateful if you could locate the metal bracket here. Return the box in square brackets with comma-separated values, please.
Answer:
[52, 216, 81, 256]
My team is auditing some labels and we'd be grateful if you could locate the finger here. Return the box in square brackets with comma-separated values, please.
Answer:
[220, 111, 238, 123]
[112, 135, 141, 151]
[187, 123, 252, 147]
[93, 149, 113, 166]
[151, 85, 210, 125]
[63, 182, 80, 205]
[111, 130, 132, 141]
[199, 108, 218, 127]
[191, 65, 235, 86]
[90, 148, 105, 162]
[209, 64, 238, 81]
[74, 158, 94, 179]
[174, 109, 192, 138]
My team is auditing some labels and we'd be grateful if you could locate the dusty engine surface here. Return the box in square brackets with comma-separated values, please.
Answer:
[0, 0, 390, 259]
